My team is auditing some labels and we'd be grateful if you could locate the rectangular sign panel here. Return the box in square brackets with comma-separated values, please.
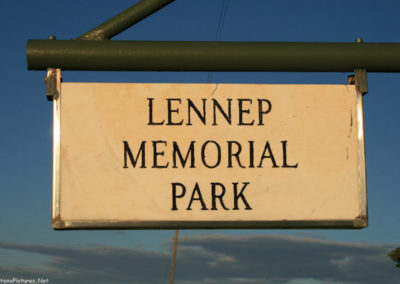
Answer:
[52, 83, 367, 229]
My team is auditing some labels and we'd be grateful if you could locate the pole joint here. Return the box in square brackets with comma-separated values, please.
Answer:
[348, 39, 368, 95]
[78, 0, 175, 40]
[355, 38, 368, 95]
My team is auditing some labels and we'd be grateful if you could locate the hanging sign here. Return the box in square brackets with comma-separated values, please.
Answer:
[52, 83, 367, 229]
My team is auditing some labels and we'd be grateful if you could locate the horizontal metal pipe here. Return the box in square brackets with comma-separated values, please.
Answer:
[79, 0, 175, 40]
[26, 40, 400, 72]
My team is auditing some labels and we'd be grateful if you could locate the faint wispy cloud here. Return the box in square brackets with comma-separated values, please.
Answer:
[0, 235, 398, 284]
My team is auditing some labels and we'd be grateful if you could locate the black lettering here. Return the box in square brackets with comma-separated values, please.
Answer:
[152, 140, 169, 168]
[258, 141, 279, 168]
[233, 182, 252, 210]
[172, 141, 195, 168]
[249, 141, 255, 168]
[212, 98, 232, 125]
[167, 98, 183, 125]
[281, 140, 298, 168]
[227, 141, 245, 168]
[187, 183, 208, 210]
[258, 99, 272, 125]
[187, 99, 206, 125]
[201, 140, 221, 169]
[171, 183, 186, 210]
[211, 182, 229, 210]
[147, 98, 164, 125]
[238, 99, 254, 126]
[123, 141, 146, 168]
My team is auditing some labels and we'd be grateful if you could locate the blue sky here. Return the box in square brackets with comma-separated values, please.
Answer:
[1, 0, 399, 283]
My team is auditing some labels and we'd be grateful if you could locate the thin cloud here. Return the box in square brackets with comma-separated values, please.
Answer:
[0, 235, 398, 284]
[176, 235, 399, 283]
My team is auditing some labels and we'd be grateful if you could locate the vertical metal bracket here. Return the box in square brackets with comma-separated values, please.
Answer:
[347, 38, 368, 95]
[44, 35, 62, 101]
[354, 68, 368, 95]
[45, 68, 62, 101]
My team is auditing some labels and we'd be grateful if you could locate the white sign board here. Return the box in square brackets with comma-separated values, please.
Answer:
[52, 83, 367, 229]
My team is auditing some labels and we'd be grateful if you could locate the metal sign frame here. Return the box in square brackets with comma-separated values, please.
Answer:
[51, 81, 367, 230]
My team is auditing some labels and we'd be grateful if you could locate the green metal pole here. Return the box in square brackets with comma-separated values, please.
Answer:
[26, 40, 400, 72]
[79, 0, 175, 40]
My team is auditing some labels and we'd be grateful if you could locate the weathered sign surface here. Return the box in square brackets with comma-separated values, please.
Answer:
[52, 83, 367, 229]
